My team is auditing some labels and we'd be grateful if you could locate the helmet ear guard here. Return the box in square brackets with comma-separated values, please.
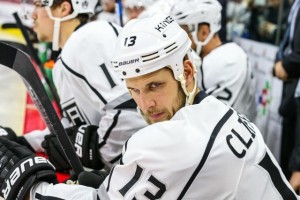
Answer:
[42, 0, 96, 15]
[41, 0, 54, 7]
[112, 13, 197, 105]
[70, 0, 97, 15]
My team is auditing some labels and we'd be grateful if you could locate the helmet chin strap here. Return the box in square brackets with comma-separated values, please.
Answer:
[45, 7, 78, 51]
[178, 72, 197, 105]
[52, 20, 61, 51]
[191, 23, 214, 56]
[176, 54, 197, 106]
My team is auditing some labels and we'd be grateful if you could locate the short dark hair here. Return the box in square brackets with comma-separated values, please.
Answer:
[52, 0, 89, 24]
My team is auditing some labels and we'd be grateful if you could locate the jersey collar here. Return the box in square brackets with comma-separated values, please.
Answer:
[192, 90, 208, 105]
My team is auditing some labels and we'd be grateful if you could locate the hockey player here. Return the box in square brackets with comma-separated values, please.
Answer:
[170, 0, 257, 121]
[0, 13, 298, 200]
[0, 0, 146, 172]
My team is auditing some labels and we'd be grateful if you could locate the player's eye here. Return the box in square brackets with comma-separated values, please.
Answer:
[33, 0, 47, 7]
[33, 1, 43, 7]
[129, 88, 140, 95]
[149, 82, 162, 90]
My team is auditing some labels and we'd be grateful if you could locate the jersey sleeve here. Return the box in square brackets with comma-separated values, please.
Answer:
[103, 127, 172, 199]
[30, 182, 100, 199]
[97, 109, 146, 167]
[102, 118, 209, 199]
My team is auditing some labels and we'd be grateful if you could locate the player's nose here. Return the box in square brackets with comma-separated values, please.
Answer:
[138, 92, 155, 111]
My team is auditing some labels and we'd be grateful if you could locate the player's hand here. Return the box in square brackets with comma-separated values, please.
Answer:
[0, 126, 35, 152]
[273, 61, 289, 81]
[64, 170, 108, 188]
[0, 138, 57, 200]
[78, 170, 109, 188]
[0, 126, 18, 140]
[289, 171, 300, 194]
[42, 125, 104, 171]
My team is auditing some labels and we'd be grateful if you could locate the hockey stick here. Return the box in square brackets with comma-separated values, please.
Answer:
[0, 41, 84, 176]
[13, 12, 62, 113]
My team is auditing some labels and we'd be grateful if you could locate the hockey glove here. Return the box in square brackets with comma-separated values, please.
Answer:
[0, 138, 57, 200]
[42, 125, 104, 171]
[0, 126, 35, 152]
[64, 170, 109, 189]
[78, 170, 109, 188]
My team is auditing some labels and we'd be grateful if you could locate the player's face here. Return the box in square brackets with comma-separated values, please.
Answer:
[196, 24, 212, 43]
[101, 0, 116, 12]
[197, 24, 211, 56]
[31, 1, 54, 42]
[126, 68, 186, 124]
[125, 6, 145, 20]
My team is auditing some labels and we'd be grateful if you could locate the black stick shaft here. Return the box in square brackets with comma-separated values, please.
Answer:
[13, 12, 62, 113]
[0, 42, 84, 176]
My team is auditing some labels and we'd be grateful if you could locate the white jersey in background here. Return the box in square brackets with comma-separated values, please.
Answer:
[24, 21, 146, 166]
[30, 91, 298, 200]
[198, 42, 257, 121]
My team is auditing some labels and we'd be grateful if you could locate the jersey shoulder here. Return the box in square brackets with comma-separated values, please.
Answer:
[203, 42, 248, 76]
[205, 42, 247, 64]
[126, 96, 230, 157]
[60, 21, 122, 70]
[64, 21, 121, 51]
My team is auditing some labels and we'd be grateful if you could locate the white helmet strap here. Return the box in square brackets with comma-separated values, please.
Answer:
[176, 50, 198, 105]
[191, 23, 215, 55]
[45, 7, 78, 51]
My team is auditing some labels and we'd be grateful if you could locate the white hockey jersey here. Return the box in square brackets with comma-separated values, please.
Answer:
[30, 91, 298, 200]
[197, 42, 257, 121]
[24, 21, 146, 166]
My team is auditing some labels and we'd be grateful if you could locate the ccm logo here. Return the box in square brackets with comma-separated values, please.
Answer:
[2, 157, 54, 199]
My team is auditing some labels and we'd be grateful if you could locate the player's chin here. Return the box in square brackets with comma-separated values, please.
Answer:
[147, 113, 169, 124]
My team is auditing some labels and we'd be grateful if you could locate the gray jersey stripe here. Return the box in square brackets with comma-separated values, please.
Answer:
[98, 184, 111, 200]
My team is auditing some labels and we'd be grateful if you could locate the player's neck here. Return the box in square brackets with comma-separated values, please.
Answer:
[200, 36, 222, 58]
[59, 19, 81, 48]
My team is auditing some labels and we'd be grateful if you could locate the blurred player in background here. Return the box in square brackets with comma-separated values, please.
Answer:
[170, 0, 257, 121]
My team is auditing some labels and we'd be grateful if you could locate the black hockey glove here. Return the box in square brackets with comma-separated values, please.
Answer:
[0, 126, 35, 152]
[0, 138, 57, 200]
[78, 170, 109, 188]
[65, 170, 109, 189]
[42, 125, 104, 171]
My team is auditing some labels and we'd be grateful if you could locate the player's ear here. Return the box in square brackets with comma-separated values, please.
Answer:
[183, 59, 195, 89]
[60, 1, 73, 17]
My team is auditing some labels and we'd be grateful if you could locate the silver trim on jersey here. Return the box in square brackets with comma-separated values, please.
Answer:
[97, 184, 111, 200]
[103, 93, 133, 110]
